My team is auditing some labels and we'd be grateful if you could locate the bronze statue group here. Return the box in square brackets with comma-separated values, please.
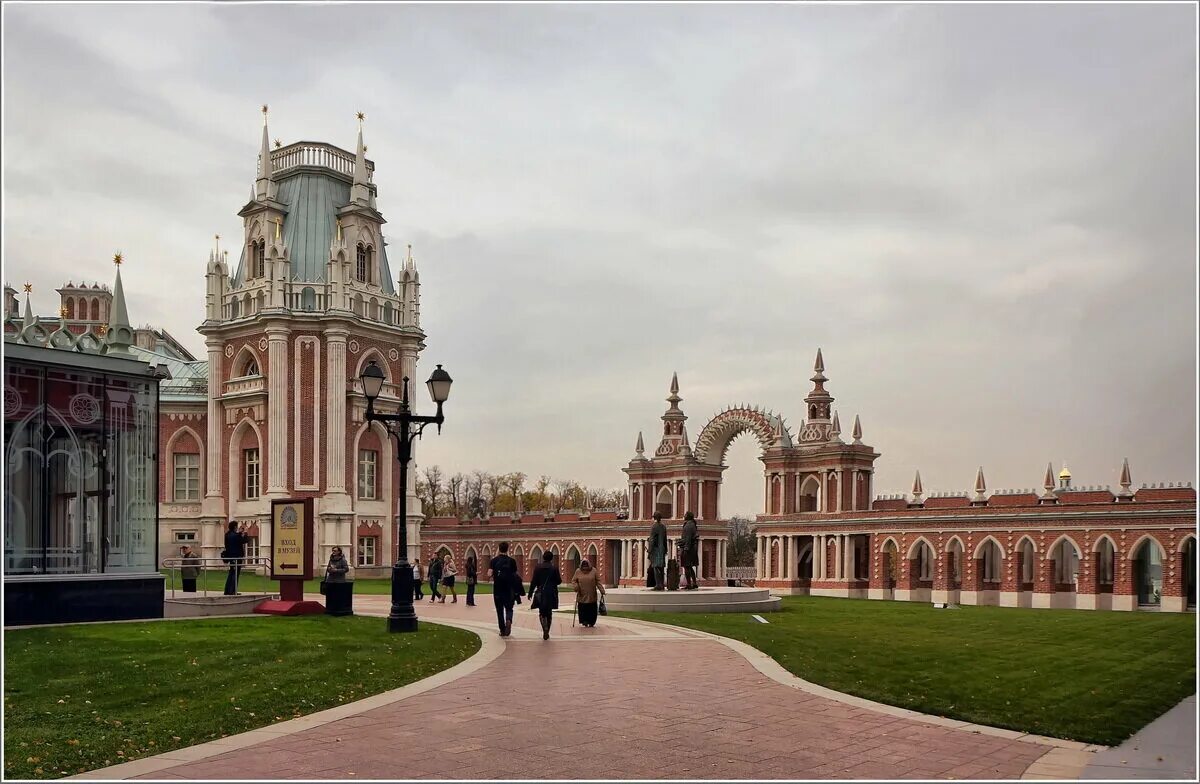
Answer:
[648, 510, 701, 591]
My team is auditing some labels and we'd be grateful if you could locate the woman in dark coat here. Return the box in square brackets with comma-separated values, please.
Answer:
[528, 551, 562, 640]
[465, 555, 478, 606]
[223, 521, 248, 595]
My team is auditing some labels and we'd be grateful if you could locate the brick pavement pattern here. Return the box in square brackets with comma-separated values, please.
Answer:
[131, 597, 1052, 780]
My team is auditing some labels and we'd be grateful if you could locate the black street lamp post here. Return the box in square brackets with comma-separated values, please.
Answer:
[359, 359, 453, 633]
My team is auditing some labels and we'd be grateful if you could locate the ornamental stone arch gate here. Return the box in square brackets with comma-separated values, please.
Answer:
[623, 350, 880, 522]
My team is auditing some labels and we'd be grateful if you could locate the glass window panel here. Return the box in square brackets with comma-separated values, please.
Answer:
[358, 450, 377, 500]
[42, 368, 106, 574]
[105, 376, 157, 573]
[4, 362, 45, 575]
[174, 453, 199, 501]
[244, 449, 260, 499]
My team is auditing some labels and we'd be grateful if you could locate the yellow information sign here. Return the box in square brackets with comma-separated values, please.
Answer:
[271, 498, 313, 580]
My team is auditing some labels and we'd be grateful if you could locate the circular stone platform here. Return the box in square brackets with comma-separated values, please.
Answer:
[602, 586, 781, 613]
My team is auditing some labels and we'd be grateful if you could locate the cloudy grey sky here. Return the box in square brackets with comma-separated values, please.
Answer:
[4, 3, 1196, 516]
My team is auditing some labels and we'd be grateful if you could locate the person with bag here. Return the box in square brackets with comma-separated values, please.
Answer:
[441, 556, 458, 603]
[223, 520, 248, 595]
[571, 559, 606, 628]
[428, 554, 444, 603]
[412, 560, 424, 601]
[487, 542, 519, 637]
[528, 551, 562, 640]
[465, 555, 478, 606]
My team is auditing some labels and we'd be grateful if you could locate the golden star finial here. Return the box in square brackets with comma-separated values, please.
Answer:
[23, 282, 32, 293]
[356, 111, 365, 124]
[362, 144, 368, 153]
[274, 138, 282, 148]
[60, 306, 68, 318]
[113, 252, 123, 266]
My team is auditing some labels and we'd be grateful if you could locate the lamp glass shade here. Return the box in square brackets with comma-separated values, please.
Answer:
[360, 360, 386, 401]
[426, 364, 453, 404]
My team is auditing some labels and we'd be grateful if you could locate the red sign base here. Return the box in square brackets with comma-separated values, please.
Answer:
[255, 577, 323, 615]
[254, 599, 325, 616]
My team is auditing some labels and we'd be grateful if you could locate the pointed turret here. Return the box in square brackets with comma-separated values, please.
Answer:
[255, 105, 276, 201]
[1117, 457, 1133, 500]
[972, 466, 987, 504]
[799, 347, 836, 442]
[911, 470, 924, 505]
[103, 253, 134, 355]
[679, 424, 693, 458]
[351, 111, 371, 205]
[1040, 461, 1059, 503]
[22, 284, 33, 324]
[654, 372, 688, 458]
[635, 431, 645, 459]
[852, 414, 862, 444]
[830, 410, 842, 442]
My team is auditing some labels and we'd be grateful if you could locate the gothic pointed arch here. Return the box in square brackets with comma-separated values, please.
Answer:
[165, 425, 206, 500]
[231, 344, 263, 378]
[227, 417, 264, 502]
[972, 535, 1007, 560]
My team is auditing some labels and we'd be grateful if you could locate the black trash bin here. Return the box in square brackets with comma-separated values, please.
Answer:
[325, 580, 354, 616]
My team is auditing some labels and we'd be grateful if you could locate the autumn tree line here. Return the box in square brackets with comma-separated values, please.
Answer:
[415, 467, 628, 520]
[414, 466, 758, 568]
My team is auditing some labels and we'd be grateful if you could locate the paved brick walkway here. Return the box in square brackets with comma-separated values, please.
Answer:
[97, 595, 1061, 780]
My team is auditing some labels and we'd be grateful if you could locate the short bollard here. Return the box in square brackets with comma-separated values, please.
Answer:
[325, 580, 355, 616]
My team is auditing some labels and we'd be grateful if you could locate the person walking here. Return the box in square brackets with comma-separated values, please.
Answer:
[488, 542, 519, 637]
[442, 556, 458, 603]
[465, 555, 478, 606]
[571, 559, 605, 628]
[413, 560, 424, 601]
[179, 545, 201, 593]
[222, 521, 249, 595]
[428, 554, 444, 603]
[528, 551, 562, 640]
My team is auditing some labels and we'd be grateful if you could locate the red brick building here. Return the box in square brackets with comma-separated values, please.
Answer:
[424, 350, 1195, 610]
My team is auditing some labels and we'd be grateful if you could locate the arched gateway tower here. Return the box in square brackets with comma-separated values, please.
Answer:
[624, 350, 880, 523]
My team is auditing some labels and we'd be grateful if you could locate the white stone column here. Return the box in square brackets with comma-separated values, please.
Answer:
[756, 536, 765, 578]
[852, 473, 859, 512]
[697, 536, 704, 580]
[325, 327, 349, 497]
[787, 535, 796, 580]
[265, 325, 289, 495]
[202, 338, 225, 514]
[836, 469, 844, 513]
[819, 473, 827, 513]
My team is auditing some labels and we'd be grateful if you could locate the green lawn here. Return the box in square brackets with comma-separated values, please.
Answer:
[161, 569, 572, 596]
[3, 615, 479, 780]
[618, 596, 1195, 746]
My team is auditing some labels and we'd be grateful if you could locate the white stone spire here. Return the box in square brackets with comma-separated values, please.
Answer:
[911, 470, 924, 504]
[256, 105, 275, 201]
[852, 414, 862, 444]
[830, 410, 842, 442]
[635, 431, 645, 459]
[351, 111, 371, 205]
[1118, 457, 1134, 499]
[1040, 461, 1058, 503]
[972, 466, 987, 504]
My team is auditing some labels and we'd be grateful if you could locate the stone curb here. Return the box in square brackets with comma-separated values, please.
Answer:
[611, 614, 1108, 777]
[65, 619, 504, 781]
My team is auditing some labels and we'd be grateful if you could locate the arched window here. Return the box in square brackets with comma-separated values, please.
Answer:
[356, 244, 368, 282]
[799, 476, 820, 512]
[90, 299, 100, 321]
[915, 541, 934, 581]
[1054, 539, 1079, 584]
[229, 298, 240, 318]
[383, 302, 393, 324]
[980, 540, 1002, 583]
[240, 356, 259, 377]
[353, 294, 364, 316]
[1097, 538, 1115, 585]
[369, 298, 379, 320]
[947, 539, 964, 584]
[65, 298, 75, 319]
[1134, 538, 1163, 606]
[1020, 539, 1035, 583]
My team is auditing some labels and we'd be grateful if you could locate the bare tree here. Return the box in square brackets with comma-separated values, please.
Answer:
[447, 473, 465, 518]
[485, 473, 506, 514]
[506, 472, 527, 514]
[726, 516, 757, 566]
[421, 464, 444, 516]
